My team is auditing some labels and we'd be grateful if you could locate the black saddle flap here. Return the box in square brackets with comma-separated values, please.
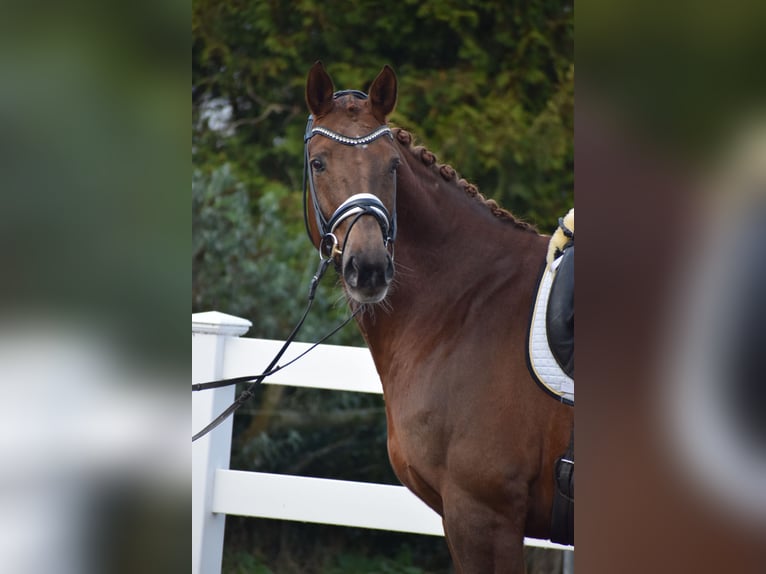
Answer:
[546, 245, 574, 378]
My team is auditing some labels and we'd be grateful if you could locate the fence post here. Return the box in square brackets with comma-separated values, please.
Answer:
[562, 549, 574, 574]
[192, 311, 252, 574]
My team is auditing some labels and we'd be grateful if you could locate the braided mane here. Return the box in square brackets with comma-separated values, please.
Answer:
[392, 128, 538, 233]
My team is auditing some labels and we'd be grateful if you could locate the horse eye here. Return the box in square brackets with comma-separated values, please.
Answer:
[310, 158, 325, 172]
[390, 158, 400, 173]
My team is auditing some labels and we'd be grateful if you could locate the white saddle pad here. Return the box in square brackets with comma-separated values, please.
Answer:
[528, 255, 574, 405]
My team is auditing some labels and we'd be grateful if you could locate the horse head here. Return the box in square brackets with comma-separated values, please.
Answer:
[304, 61, 399, 304]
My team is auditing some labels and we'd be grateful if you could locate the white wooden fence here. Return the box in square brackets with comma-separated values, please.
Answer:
[192, 311, 573, 574]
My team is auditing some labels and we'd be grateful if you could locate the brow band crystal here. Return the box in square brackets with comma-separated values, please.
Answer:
[309, 126, 393, 146]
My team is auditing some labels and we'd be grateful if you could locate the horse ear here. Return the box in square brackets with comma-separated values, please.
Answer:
[306, 61, 335, 118]
[368, 65, 397, 121]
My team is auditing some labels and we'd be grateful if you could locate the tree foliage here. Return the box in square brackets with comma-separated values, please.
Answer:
[193, 0, 573, 336]
[192, 1, 572, 572]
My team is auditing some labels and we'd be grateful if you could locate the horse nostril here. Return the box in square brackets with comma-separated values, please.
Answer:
[344, 254, 391, 292]
[344, 256, 360, 288]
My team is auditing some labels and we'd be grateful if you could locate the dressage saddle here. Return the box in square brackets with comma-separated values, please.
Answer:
[546, 244, 574, 378]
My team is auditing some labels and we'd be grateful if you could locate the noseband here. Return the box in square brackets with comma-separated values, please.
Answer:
[303, 90, 397, 260]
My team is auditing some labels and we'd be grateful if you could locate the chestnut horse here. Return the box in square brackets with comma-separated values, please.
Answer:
[303, 61, 573, 573]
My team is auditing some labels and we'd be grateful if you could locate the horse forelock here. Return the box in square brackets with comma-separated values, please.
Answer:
[392, 128, 539, 233]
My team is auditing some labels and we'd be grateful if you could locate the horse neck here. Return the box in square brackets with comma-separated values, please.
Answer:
[355, 137, 547, 355]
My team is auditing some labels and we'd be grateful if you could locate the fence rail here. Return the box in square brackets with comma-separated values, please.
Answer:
[192, 311, 573, 574]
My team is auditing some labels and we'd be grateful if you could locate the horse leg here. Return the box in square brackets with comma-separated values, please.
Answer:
[441, 488, 528, 574]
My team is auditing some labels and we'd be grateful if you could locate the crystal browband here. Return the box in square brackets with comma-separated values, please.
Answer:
[307, 125, 393, 146]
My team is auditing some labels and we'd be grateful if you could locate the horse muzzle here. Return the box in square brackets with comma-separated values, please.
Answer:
[342, 250, 394, 303]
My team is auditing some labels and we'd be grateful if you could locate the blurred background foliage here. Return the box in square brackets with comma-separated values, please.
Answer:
[192, 0, 572, 572]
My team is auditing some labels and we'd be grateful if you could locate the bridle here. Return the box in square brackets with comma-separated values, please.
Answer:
[302, 89, 397, 261]
[192, 90, 399, 443]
